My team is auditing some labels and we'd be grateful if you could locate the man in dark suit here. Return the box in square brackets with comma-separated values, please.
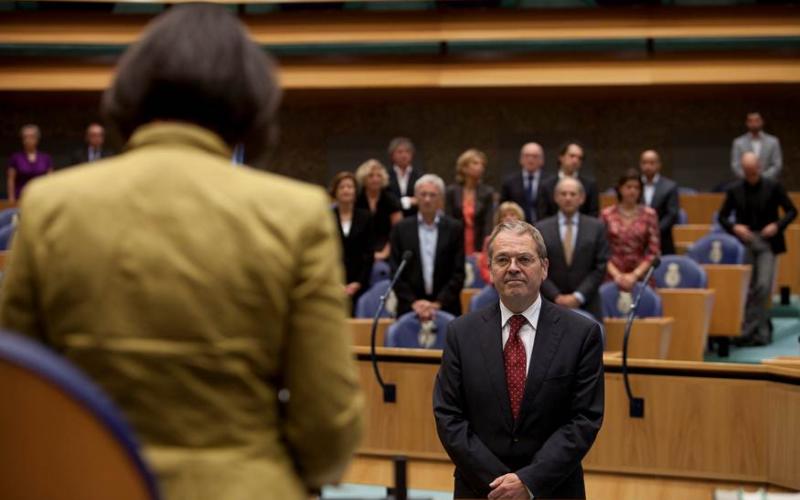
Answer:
[535, 177, 608, 320]
[68, 123, 115, 167]
[390, 173, 465, 319]
[719, 152, 797, 346]
[501, 142, 546, 224]
[386, 137, 424, 217]
[640, 150, 680, 255]
[538, 141, 599, 219]
[434, 220, 604, 499]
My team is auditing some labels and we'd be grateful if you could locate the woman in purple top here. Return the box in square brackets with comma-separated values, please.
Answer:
[7, 124, 53, 203]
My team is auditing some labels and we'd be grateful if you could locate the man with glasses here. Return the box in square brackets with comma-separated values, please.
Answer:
[434, 220, 604, 499]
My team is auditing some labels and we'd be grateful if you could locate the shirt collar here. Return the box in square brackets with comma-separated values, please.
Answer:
[642, 173, 660, 186]
[558, 211, 579, 226]
[394, 165, 413, 176]
[499, 293, 542, 331]
[558, 170, 577, 180]
[417, 211, 441, 228]
[127, 122, 232, 159]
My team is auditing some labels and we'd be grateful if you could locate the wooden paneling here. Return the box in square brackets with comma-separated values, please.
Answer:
[604, 318, 674, 360]
[3, 8, 800, 45]
[705, 265, 751, 337]
[679, 193, 725, 225]
[672, 224, 712, 250]
[350, 318, 392, 347]
[767, 383, 800, 491]
[658, 289, 715, 362]
[777, 226, 800, 293]
[4, 57, 800, 91]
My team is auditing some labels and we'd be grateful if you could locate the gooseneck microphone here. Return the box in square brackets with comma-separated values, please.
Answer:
[622, 256, 661, 418]
[371, 250, 412, 403]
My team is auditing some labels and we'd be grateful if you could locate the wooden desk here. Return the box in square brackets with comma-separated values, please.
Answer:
[776, 225, 800, 293]
[350, 318, 392, 347]
[672, 224, 712, 251]
[604, 318, 674, 360]
[460, 287, 481, 314]
[679, 193, 724, 225]
[352, 348, 800, 491]
[704, 264, 752, 337]
[658, 289, 715, 361]
[0, 251, 7, 272]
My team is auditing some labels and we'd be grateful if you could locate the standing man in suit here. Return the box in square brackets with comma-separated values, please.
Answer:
[640, 150, 680, 255]
[719, 152, 796, 346]
[434, 220, 604, 499]
[538, 141, 599, 218]
[501, 142, 545, 224]
[535, 177, 608, 320]
[731, 112, 782, 180]
[387, 137, 424, 217]
[68, 123, 115, 167]
[390, 174, 465, 319]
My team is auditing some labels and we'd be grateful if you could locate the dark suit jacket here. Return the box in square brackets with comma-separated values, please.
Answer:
[433, 299, 604, 499]
[334, 207, 374, 296]
[387, 166, 424, 217]
[67, 147, 115, 167]
[535, 214, 609, 319]
[445, 183, 496, 253]
[538, 174, 599, 219]
[647, 176, 679, 255]
[500, 170, 546, 223]
[389, 214, 465, 316]
[718, 177, 797, 254]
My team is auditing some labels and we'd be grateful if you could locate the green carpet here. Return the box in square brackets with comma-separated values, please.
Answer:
[705, 317, 800, 364]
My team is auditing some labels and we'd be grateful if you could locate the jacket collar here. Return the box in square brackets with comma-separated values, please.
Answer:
[126, 122, 233, 159]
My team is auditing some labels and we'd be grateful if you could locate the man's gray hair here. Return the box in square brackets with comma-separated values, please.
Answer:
[387, 136, 415, 156]
[487, 220, 548, 262]
[414, 173, 445, 196]
[555, 176, 585, 195]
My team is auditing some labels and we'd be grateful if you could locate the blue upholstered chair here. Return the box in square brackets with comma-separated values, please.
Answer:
[370, 260, 392, 286]
[654, 255, 708, 289]
[0, 330, 160, 500]
[678, 187, 698, 195]
[464, 254, 486, 289]
[385, 311, 456, 349]
[677, 208, 688, 225]
[469, 285, 499, 312]
[354, 280, 396, 319]
[0, 223, 15, 251]
[686, 233, 745, 265]
[0, 207, 18, 229]
[599, 282, 662, 319]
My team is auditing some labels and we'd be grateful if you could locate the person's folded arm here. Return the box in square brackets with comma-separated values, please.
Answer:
[434, 322, 510, 495]
[515, 323, 604, 497]
[282, 192, 364, 489]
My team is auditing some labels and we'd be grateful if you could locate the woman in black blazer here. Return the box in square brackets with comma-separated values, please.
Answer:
[445, 148, 496, 255]
[330, 171, 375, 314]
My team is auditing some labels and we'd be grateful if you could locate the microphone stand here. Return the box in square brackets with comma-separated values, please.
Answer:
[370, 256, 409, 404]
[622, 258, 660, 418]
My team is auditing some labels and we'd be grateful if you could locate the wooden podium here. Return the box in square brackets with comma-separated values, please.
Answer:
[604, 318, 673, 359]
[658, 289, 715, 361]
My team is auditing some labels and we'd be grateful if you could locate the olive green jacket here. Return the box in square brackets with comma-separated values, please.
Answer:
[0, 122, 363, 500]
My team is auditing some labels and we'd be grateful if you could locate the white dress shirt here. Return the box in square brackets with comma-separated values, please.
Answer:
[750, 133, 763, 157]
[418, 212, 440, 296]
[394, 165, 414, 210]
[642, 173, 660, 207]
[499, 294, 541, 374]
[340, 219, 352, 237]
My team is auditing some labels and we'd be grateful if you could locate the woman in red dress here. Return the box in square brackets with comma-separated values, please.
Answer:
[601, 168, 661, 291]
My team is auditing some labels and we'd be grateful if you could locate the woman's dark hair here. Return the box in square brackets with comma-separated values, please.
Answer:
[329, 171, 357, 199]
[615, 168, 644, 202]
[102, 4, 281, 166]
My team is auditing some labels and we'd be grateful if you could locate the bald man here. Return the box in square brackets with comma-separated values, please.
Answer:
[719, 152, 796, 346]
[68, 123, 115, 167]
[640, 150, 679, 255]
[501, 143, 546, 223]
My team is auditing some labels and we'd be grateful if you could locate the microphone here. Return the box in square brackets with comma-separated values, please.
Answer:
[622, 256, 661, 418]
[370, 250, 413, 403]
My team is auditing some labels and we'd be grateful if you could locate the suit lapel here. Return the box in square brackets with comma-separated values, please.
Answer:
[545, 219, 566, 268]
[479, 303, 514, 430]
[410, 218, 425, 286]
[520, 300, 563, 417]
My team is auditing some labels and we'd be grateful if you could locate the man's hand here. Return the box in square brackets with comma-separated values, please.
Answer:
[761, 222, 779, 238]
[412, 300, 434, 321]
[488, 473, 530, 499]
[733, 224, 754, 242]
[555, 294, 580, 308]
[344, 282, 361, 297]
[615, 273, 637, 292]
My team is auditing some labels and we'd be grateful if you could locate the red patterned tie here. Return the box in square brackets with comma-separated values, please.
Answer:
[504, 314, 528, 420]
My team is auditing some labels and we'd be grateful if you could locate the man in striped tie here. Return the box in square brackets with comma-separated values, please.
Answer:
[434, 220, 604, 499]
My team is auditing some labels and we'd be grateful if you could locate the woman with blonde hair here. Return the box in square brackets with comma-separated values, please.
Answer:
[355, 158, 402, 261]
[477, 201, 525, 285]
[445, 148, 496, 256]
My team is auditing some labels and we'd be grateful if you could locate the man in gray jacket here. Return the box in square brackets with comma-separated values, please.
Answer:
[731, 112, 782, 179]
